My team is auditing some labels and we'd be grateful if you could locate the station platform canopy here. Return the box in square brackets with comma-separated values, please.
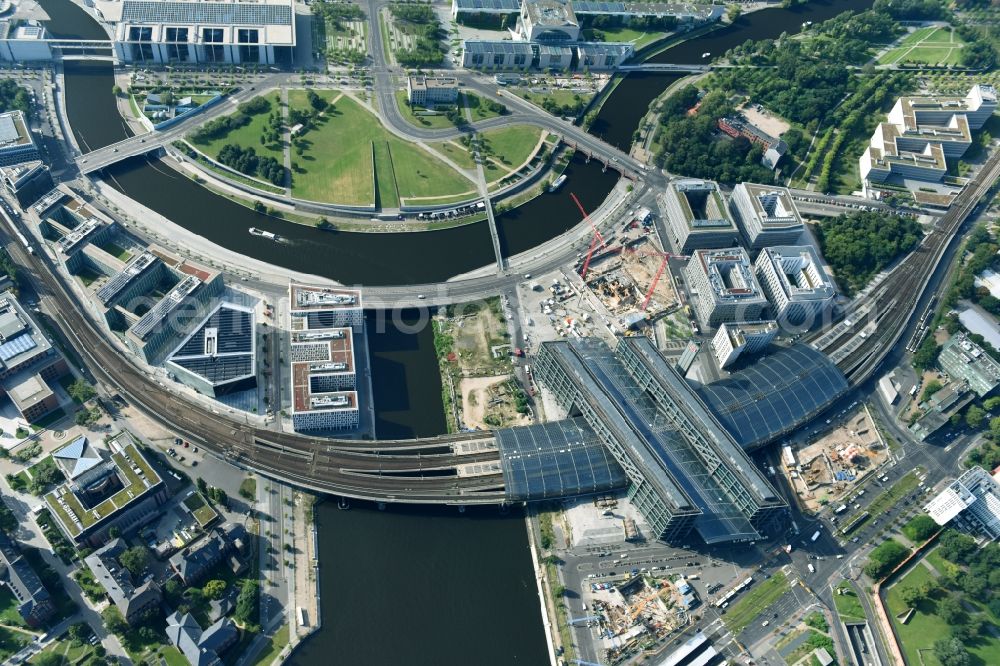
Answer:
[496, 418, 627, 501]
[695, 344, 848, 451]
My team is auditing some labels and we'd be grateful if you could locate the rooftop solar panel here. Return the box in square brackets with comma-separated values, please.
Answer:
[454, 0, 521, 10]
[0, 116, 18, 144]
[696, 344, 848, 450]
[0, 332, 37, 362]
[120, 1, 292, 26]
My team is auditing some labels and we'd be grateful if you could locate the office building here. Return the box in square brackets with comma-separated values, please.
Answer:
[0, 530, 54, 628]
[516, 0, 581, 42]
[165, 302, 256, 398]
[729, 183, 803, 250]
[711, 320, 778, 368]
[525, 337, 785, 543]
[0, 20, 53, 62]
[168, 524, 245, 585]
[860, 85, 997, 191]
[45, 432, 169, 547]
[289, 284, 361, 432]
[451, 0, 725, 24]
[125, 269, 224, 364]
[684, 248, 768, 327]
[1, 161, 54, 208]
[925, 467, 1000, 541]
[661, 179, 739, 254]
[754, 246, 836, 328]
[937, 331, 1000, 397]
[84, 539, 163, 624]
[289, 283, 363, 329]
[110, 0, 296, 65]
[0, 110, 38, 167]
[0, 291, 69, 423]
[407, 76, 459, 107]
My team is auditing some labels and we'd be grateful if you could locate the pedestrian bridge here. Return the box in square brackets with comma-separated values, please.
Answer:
[617, 63, 711, 73]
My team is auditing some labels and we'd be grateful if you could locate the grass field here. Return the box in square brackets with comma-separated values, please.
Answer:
[833, 581, 866, 621]
[395, 90, 455, 130]
[924, 546, 960, 577]
[191, 97, 284, 163]
[464, 92, 504, 121]
[583, 27, 665, 50]
[885, 558, 1000, 666]
[251, 625, 289, 666]
[429, 140, 476, 169]
[878, 26, 966, 66]
[481, 126, 542, 171]
[289, 91, 472, 206]
[0, 586, 26, 627]
[723, 572, 789, 633]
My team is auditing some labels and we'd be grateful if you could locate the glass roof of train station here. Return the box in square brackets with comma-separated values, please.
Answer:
[496, 418, 627, 501]
[695, 344, 848, 450]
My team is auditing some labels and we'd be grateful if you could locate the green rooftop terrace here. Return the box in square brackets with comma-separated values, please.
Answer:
[44, 434, 161, 537]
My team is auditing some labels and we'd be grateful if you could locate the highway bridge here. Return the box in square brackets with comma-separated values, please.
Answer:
[812, 145, 1000, 386]
[0, 209, 510, 503]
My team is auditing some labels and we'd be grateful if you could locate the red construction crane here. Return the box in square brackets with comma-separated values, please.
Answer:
[570, 192, 607, 280]
[614, 245, 688, 311]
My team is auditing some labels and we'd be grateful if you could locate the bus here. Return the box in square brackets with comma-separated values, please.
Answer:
[810, 530, 821, 542]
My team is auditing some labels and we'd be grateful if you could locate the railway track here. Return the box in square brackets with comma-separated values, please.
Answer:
[825, 147, 1000, 385]
[0, 215, 508, 504]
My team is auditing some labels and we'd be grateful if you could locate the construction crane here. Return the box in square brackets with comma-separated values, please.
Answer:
[613, 245, 688, 311]
[627, 589, 663, 624]
[570, 192, 608, 280]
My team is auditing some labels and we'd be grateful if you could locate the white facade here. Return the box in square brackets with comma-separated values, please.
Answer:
[407, 76, 459, 107]
[860, 85, 997, 192]
[0, 21, 53, 62]
[754, 246, 835, 328]
[111, 0, 295, 65]
[711, 321, 778, 368]
[729, 183, 803, 251]
[925, 467, 1000, 541]
[517, 0, 581, 42]
[684, 248, 768, 327]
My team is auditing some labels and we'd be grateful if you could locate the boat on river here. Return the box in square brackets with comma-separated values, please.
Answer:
[249, 227, 281, 242]
[548, 174, 567, 192]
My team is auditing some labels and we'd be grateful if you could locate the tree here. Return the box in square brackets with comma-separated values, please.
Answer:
[899, 585, 924, 608]
[68, 622, 89, 645]
[921, 379, 943, 402]
[203, 579, 226, 600]
[937, 595, 963, 624]
[119, 546, 151, 577]
[196, 477, 208, 495]
[75, 407, 100, 427]
[966, 405, 986, 429]
[35, 653, 64, 666]
[727, 3, 742, 21]
[933, 637, 970, 666]
[235, 580, 259, 624]
[902, 514, 938, 542]
[102, 606, 127, 635]
[863, 539, 909, 580]
[68, 379, 96, 404]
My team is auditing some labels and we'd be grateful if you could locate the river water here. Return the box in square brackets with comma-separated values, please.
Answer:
[42, 0, 876, 662]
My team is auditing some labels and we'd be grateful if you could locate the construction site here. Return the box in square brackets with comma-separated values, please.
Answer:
[585, 573, 692, 663]
[579, 205, 681, 329]
[780, 406, 889, 513]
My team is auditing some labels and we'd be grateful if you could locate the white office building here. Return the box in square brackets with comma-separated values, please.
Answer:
[407, 76, 459, 107]
[925, 467, 1000, 541]
[684, 248, 768, 327]
[729, 183, 803, 251]
[516, 0, 581, 42]
[711, 321, 778, 368]
[755, 246, 835, 328]
[860, 84, 997, 191]
[661, 179, 739, 254]
[109, 0, 296, 65]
